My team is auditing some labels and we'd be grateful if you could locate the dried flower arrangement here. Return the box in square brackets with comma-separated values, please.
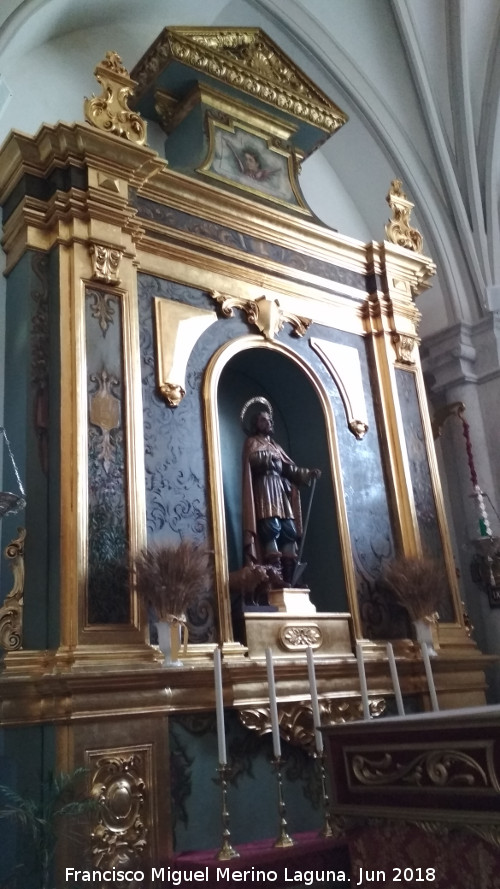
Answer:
[381, 555, 446, 622]
[135, 538, 209, 621]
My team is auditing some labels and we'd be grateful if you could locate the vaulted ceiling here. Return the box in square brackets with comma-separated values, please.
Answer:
[1, 0, 499, 338]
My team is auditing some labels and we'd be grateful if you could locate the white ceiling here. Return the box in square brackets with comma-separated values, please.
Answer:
[1, 0, 499, 338]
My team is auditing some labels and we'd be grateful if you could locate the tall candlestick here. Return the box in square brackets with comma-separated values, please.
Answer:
[214, 647, 227, 764]
[386, 642, 405, 716]
[420, 641, 439, 712]
[306, 646, 323, 753]
[356, 642, 371, 719]
[266, 648, 281, 757]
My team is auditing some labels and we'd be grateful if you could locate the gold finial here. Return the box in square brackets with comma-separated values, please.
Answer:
[84, 51, 147, 145]
[385, 179, 423, 253]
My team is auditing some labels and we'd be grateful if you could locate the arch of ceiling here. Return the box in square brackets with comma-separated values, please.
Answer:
[1, 0, 499, 334]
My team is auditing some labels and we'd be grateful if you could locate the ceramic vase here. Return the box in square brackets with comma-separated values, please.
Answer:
[413, 617, 437, 657]
[155, 619, 184, 667]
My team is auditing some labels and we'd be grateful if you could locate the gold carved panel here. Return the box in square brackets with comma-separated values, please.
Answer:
[88, 746, 152, 869]
[154, 298, 217, 406]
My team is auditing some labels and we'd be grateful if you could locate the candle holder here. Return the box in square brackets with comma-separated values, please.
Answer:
[313, 752, 333, 838]
[215, 763, 239, 861]
[271, 756, 294, 848]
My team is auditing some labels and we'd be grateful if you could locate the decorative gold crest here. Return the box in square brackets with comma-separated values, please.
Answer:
[385, 179, 424, 253]
[0, 527, 26, 651]
[84, 51, 147, 145]
[90, 750, 149, 868]
[211, 291, 310, 340]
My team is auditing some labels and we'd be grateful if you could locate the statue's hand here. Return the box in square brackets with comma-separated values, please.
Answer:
[310, 468, 322, 480]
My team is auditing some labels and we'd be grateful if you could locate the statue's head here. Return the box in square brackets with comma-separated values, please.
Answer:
[252, 411, 273, 436]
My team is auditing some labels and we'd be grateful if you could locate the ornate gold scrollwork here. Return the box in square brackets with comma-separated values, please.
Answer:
[89, 244, 123, 286]
[211, 291, 310, 340]
[0, 527, 26, 651]
[349, 748, 490, 789]
[385, 179, 424, 253]
[279, 623, 322, 650]
[84, 51, 147, 145]
[90, 751, 149, 869]
[392, 332, 417, 365]
[239, 697, 386, 752]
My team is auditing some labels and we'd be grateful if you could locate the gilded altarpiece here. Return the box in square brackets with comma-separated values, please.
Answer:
[0, 27, 493, 882]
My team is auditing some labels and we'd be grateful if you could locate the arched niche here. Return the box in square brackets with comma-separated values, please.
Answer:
[204, 335, 352, 642]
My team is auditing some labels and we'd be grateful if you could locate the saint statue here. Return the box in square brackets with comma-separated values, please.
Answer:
[241, 397, 321, 588]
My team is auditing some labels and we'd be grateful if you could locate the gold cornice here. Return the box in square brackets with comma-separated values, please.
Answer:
[131, 27, 347, 142]
[155, 81, 297, 141]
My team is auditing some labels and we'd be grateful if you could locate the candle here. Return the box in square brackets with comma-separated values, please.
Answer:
[356, 642, 371, 719]
[265, 648, 281, 757]
[214, 647, 227, 764]
[306, 646, 323, 753]
[420, 641, 439, 712]
[386, 642, 405, 716]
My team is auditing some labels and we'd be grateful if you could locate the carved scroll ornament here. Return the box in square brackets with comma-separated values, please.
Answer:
[84, 51, 147, 145]
[211, 291, 311, 340]
[0, 527, 26, 651]
[89, 244, 123, 286]
[385, 179, 424, 253]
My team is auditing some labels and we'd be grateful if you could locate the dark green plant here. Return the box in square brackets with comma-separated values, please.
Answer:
[0, 768, 97, 889]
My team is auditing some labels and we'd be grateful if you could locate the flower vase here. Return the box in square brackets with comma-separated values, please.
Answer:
[155, 619, 184, 667]
[413, 617, 438, 657]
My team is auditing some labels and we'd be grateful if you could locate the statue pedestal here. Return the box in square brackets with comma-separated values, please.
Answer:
[268, 587, 316, 615]
[243, 611, 353, 659]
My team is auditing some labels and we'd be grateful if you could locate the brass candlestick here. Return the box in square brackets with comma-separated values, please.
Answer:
[314, 752, 333, 838]
[272, 756, 294, 848]
[215, 764, 239, 860]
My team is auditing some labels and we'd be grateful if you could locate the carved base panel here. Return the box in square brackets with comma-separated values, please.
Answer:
[57, 715, 171, 887]
[267, 587, 317, 615]
[244, 612, 353, 659]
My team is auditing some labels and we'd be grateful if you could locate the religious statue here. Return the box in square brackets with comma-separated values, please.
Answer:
[241, 397, 321, 589]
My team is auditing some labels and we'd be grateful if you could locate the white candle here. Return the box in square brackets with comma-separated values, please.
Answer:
[420, 641, 439, 712]
[214, 647, 227, 764]
[306, 646, 323, 753]
[386, 642, 405, 717]
[356, 642, 371, 719]
[265, 647, 281, 757]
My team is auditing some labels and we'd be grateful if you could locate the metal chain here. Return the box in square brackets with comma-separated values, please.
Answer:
[0, 427, 25, 496]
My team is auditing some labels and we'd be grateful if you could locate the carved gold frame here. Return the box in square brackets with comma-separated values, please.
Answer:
[198, 115, 310, 214]
[203, 333, 361, 646]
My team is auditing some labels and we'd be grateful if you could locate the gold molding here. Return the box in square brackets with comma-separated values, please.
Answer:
[385, 179, 424, 253]
[84, 51, 147, 145]
[211, 290, 311, 339]
[131, 27, 347, 142]
[310, 338, 369, 440]
[154, 298, 217, 406]
[0, 527, 26, 651]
